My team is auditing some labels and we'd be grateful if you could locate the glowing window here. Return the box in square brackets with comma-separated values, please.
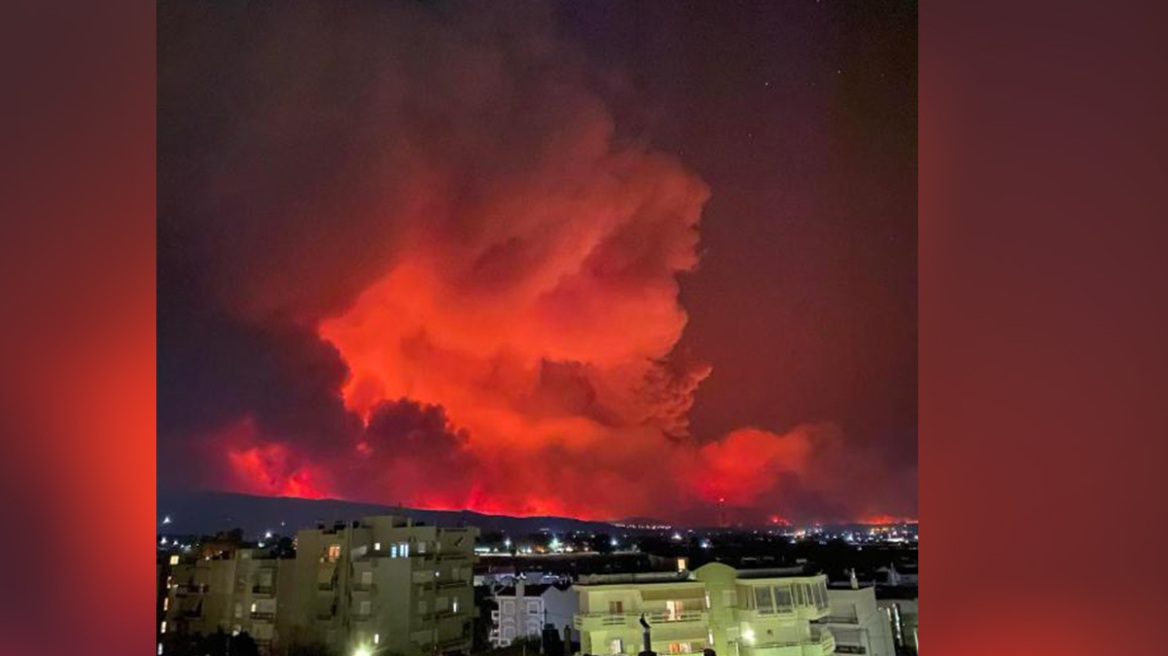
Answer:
[374, 633, 380, 645]
[374, 542, 381, 551]
[609, 638, 623, 654]
[391, 544, 399, 558]
[453, 599, 459, 613]
[158, 643, 164, 655]
[169, 555, 179, 565]
[163, 597, 169, 611]
[250, 602, 257, 613]
[160, 621, 167, 634]
[326, 544, 341, 563]
[400, 542, 410, 557]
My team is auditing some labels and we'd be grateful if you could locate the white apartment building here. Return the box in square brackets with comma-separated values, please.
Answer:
[490, 579, 577, 648]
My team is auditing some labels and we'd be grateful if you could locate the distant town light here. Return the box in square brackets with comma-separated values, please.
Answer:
[162, 516, 172, 525]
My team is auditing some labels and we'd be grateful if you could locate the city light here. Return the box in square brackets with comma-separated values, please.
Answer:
[354, 647, 372, 656]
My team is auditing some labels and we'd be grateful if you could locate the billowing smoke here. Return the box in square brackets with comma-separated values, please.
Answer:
[159, 0, 891, 522]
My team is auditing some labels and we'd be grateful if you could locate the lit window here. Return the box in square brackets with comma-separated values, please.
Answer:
[251, 602, 257, 613]
[400, 542, 410, 557]
[374, 633, 380, 645]
[374, 542, 381, 551]
[160, 621, 167, 634]
[391, 544, 399, 558]
[327, 544, 341, 563]
[453, 599, 459, 613]
[418, 541, 427, 554]
[158, 643, 164, 655]
[163, 597, 169, 611]
[169, 555, 179, 565]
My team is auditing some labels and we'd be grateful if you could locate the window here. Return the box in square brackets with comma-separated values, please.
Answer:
[374, 542, 381, 551]
[502, 600, 515, 614]
[163, 597, 169, 611]
[528, 600, 540, 614]
[169, 555, 179, 565]
[374, 633, 380, 645]
[704, 593, 711, 609]
[399, 542, 410, 558]
[359, 600, 371, 615]
[158, 643, 164, 655]
[418, 541, 426, 554]
[774, 586, 793, 612]
[609, 638, 623, 654]
[666, 600, 685, 621]
[793, 584, 805, 607]
[250, 602, 257, 613]
[326, 544, 341, 563]
[234, 602, 243, 619]
[361, 570, 374, 585]
[453, 599, 459, 613]
[608, 600, 624, 615]
[753, 587, 774, 613]
[160, 621, 167, 634]
[391, 544, 399, 558]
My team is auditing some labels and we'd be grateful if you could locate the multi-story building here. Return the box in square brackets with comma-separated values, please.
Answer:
[162, 548, 293, 654]
[489, 579, 577, 648]
[573, 563, 835, 656]
[286, 515, 478, 656]
[817, 582, 896, 656]
[874, 587, 917, 656]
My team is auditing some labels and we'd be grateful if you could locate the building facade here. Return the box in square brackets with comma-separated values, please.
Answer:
[573, 563, 835, 656]
[489, 580, 577, 648]
[162, 548, 292, 654]
[286, 515, 478, 656]
[818, 584, 896, 656]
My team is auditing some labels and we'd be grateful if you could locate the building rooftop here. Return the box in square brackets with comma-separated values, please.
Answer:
[494, 582, 571, 597]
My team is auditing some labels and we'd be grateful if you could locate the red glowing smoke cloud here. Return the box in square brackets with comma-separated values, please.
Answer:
[161, 1, 904, 523]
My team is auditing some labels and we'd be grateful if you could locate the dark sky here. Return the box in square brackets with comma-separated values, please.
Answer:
[158, 0, 916, 524]
[561, 0, 917, 465]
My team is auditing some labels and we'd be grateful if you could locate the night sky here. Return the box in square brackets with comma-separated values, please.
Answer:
[158, 0, 916, 524]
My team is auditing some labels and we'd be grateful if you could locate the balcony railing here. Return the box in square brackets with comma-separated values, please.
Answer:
[834, 646, 866, 654]
[817, 615, 859, 624]
[250, 611, 275, 621]
[573, 610, 707, 630]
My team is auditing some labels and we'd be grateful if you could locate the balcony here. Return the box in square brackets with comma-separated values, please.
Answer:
[834, 646, 866, 654]
[741, 628, 833, 656]
[252, 584, 275, 596]
[573, 610, 708, 631]
[250, 611, 276, 622]
[437, 579, 468, 590]
[815, 614, 859, 625]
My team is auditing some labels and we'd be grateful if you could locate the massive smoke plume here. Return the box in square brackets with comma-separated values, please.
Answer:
[159, 0, 904, 523]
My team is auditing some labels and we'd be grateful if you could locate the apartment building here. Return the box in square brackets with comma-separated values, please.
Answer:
[162, 548, 293, 654]
[286, 515, 478, 656]
[817, 583, 896, 656]
[489, 579, 577, 648]
[573, 563, 835, 656]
